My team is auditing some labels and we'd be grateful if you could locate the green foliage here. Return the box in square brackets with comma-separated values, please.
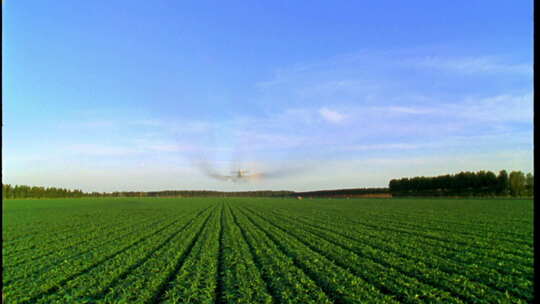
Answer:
[509, 171, 526, 197]
[2, 184, 85, 199]
[389, 170, 533, 197]
[1, 184, 294, 199]
[524, 173, 534, 196]
[496, 170, 510, 196]
[2, 197, 533, 303]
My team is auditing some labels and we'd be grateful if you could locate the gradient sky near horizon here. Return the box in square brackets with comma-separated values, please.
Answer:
[3, 1, 533, 192]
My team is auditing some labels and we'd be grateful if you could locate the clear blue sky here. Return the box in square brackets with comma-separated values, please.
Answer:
[3, 1, 533, 192]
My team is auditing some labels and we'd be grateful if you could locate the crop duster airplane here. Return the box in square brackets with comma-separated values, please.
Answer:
[197, 160, 302, 183]
[209, 169, 263, 182]
[199, 162, 267, 182]
[191, 135, 308, 183]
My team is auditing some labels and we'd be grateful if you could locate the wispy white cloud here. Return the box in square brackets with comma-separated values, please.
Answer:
[319, 107, 347, 123]
[131, 119, 164, 127]
[233, 130, 307, 149]
[146, 144, 195, 152]
[61, 90, 532, 161]
[382, 106, 436, 115]
[456, 93, 533, 122]
[61, 120, 116, 128]
[84, 121, 116, 128]
[66, 140, 196, 157]
[257, 51, 532, 100]
[67, 144, 139, 156]
[369, 92, 532, 123]
[410, 56, 533, 75]
[220, 90, 532, 152]
[345, 143, 421, 151]
[296, 79, 380, 100]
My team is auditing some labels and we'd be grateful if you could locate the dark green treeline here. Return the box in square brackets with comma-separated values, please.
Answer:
[389, 170, 533, 197]
[1, 185, 293, 199]
[2, 185, 85, 199]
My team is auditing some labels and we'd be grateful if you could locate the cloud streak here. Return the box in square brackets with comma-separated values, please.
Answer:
[410, 56, 533, 75]
[319, 107, 347, 123]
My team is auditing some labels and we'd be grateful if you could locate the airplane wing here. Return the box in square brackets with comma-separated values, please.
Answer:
[198, 160, 233, 181]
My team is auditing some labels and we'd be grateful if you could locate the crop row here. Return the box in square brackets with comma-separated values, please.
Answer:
[267, 205, 533, 267]
[229, 204, 334, 303]
[89, 205, 215, 303]
[263, 206, 533, 301]
[241, 206, 461, 303]
[279, 205, 532, 258]
[38, 205, 216, 303]
[3, 207, 197, 286]
[234, 205, 401, 303]
[276, 199, 532, 238]
[4, 206, 213, 303]
[218, 203, 274, 303]
[155, 204, 221, 303]
[3, 211, 167, 269]
[243, 203, 532, 303]
[3, 211, 117, 245]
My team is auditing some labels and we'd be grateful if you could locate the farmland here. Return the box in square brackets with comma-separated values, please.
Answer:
[2, 197, 533, 303]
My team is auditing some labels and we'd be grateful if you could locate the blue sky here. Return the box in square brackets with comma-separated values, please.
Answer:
[3, 1, 533, 192]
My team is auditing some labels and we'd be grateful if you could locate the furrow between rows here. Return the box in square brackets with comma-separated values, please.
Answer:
[274, 206, 533, 264]
[146, 205, 218, 304]
[37, 206, 215, 303]
[9, 208, 207, 304]
[236, 205, 399, 304]
[269, 207, 533, 280]
[256, 207, 532, 303]
[229, 205, 333, 304]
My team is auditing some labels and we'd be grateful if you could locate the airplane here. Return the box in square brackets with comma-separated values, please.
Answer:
[207, 169, 263, 182]
[197, 160, 298, 183]
[232, 169, 250, 179]
[193, 146, 307, 183]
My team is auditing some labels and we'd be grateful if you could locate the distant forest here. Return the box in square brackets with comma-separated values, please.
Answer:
[389, 170, 533, 197]
[2, 185, 86, 199]
[1, 185, 294, 199]
[2, 169, 533, 199]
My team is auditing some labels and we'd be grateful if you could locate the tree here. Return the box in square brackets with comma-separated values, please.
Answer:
[525, 173, 534, 196]
[484, 171, 498, 195]
[389, 179, 398, 193]
[509, 171, 526, 197]
[496, 170, 509, 196]
[3, 184, 13, 199]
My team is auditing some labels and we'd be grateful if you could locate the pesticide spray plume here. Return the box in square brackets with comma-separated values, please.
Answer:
[185, 137, 307, 184]
[194, 157, 303, 183]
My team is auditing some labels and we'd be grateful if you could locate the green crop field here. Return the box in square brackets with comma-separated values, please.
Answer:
[2, 197, 533, 303]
